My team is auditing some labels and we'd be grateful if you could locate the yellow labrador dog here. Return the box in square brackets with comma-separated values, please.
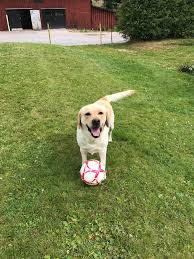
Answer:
[77, 90, 135, 167]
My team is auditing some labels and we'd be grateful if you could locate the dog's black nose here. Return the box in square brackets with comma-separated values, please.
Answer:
[92, 119, 100, 128]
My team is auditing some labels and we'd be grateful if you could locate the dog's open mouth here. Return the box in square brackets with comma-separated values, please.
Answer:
[87, 125, 102, 138]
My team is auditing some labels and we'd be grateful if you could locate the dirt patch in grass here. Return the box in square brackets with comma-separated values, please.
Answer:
[116, 39, 194, 52]
[130, 40, 176, 50]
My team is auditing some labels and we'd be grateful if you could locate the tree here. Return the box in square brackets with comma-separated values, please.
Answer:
[104, 0, 121, 10]
[117, 0, 194, 40]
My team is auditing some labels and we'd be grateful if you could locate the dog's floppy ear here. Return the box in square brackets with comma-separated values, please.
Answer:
[105, 110, 111, 128]
[77, 111, 82, 128]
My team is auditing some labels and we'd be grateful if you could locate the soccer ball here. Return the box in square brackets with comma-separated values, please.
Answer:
[80, 160, 106, 185]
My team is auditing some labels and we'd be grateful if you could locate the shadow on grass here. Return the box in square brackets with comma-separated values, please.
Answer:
[42, 133, 81, 182]
[24, 132, 81, 188]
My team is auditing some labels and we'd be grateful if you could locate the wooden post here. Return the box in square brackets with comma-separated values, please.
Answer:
[47, 23, 51, 44]
[6, 14, 11, 31]
[99, 23, 102, 45]
[111, 27, 113, 44]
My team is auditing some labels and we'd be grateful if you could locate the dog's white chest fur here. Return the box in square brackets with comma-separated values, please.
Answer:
[77, 127, 109, 155]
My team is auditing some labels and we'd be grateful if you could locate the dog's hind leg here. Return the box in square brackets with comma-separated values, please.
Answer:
[108, 128, 113, 142]
[108, 112, 114, 142]
[108, 113, 115, 142]
[99, 148, 107, 167]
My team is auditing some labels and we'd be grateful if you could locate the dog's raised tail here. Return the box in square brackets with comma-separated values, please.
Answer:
[103, 90, 135, 103]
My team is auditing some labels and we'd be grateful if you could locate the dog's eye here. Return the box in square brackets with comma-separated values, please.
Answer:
[85, 112, 91, 116]
[98, 112, 104, 115]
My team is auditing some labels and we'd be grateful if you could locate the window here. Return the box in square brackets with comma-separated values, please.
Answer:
[33, 0, 43, 3]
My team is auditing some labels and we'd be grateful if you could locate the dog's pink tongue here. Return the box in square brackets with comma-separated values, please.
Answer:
[91, 128, 101, 137]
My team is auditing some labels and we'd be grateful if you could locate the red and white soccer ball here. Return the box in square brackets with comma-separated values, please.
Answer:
[80, 160, 106, 185]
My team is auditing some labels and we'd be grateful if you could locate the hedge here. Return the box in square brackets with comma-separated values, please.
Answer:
[117, 0, 194, 40]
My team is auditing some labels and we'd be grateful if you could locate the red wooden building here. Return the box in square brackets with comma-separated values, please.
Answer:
[0, 0, 115, 31]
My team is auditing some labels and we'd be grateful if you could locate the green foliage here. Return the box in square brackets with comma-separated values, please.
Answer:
[180, 64, 194, 75]
[104, 0, 121, 10]
[117, 0, 194, 40]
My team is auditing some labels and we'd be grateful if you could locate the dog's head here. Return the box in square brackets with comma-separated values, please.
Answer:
[77, 103, 110, 138]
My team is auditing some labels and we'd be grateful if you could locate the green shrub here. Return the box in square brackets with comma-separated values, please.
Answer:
[104, 0, 121, 10]
[179, 64, 194, 75]
[117, 0, 194, 40]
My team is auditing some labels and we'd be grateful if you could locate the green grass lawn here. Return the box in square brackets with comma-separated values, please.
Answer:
[0, 40, 194, 258]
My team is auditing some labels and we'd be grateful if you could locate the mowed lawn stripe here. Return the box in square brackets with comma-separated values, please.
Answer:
[0, 41, 194, 258]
